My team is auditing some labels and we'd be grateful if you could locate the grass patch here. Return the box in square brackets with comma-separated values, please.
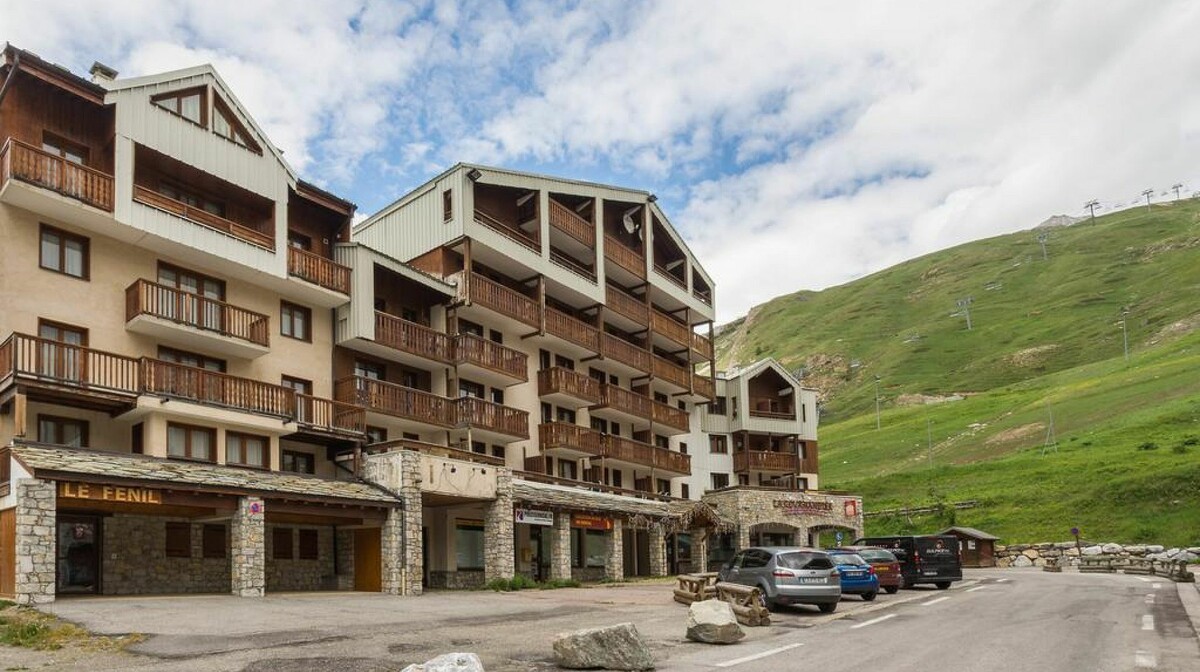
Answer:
[0, 603, 143, 652]
[484, 575, 580, 592]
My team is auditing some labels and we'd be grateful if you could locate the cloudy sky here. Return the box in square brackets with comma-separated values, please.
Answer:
[4, 1, 1198, 322]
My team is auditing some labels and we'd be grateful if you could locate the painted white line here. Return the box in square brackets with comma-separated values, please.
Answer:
[715, 643, 805, 668]
[921, 596, 952, 606]
[966, 585, 987, 593]
[1136, 576, 1152, 583]
[1145, 594, 1155, 604]
[996, 578, 1010, 583]
[850, 614, 897, 629]
[1141, 614, 1155, 631]
[1134, 650, 1157, 668]
[1152, 583, 1163, 590]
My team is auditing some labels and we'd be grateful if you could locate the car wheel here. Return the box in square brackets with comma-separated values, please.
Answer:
[935, 581, 951, 590]
[818, 602, 837, 614]
[884, 586, 899, 594]
[862, 591, 877, 601]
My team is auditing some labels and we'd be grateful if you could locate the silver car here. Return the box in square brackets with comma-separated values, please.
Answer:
[717, 547, 841, 613]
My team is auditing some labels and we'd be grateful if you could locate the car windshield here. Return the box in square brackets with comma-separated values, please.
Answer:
[776, 552, 833, 570]
[856, 549, 897, 563]
[831, 553, 867, 566]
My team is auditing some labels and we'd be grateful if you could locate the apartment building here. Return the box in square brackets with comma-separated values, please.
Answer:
[0, 46, 862, 603]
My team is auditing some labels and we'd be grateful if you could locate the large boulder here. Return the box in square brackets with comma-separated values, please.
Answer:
[1082, 545, 1104, 556]
[686, 600, 744, 645]
[1101, 543, 1123, 554]
[401, 653, 484, 672]
[1012, 555, 1033, 568]
[553, 623, 655, 671]
[1176, 551, 1199, 563]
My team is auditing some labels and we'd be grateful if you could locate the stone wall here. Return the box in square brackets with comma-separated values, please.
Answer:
[702, 488, 863, 545]
[265, 525, 336, 591]
[572, 567, 606, 582]
[365, 449, 422, 595]
[231, 496, 265, 597]
[483, 468, 515, 582]
[14, 479, 56, 605]
[428, 570, 486, 590]
[103, 514, 229, 594]
[995, 541, 1200, 568]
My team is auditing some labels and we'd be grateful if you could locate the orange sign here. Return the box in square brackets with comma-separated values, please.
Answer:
[571, 514, 613, 531]
[58, 481, 163, 505]
[844, 500, 858, 517]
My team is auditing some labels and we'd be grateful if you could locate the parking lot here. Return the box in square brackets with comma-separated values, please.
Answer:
[4, 569, 1199, 671]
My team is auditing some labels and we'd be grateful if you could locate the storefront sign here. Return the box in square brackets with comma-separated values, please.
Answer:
[58, 481, 162, 505]
[571, 514, 613, 531]
[515, 508, 554, 526]
[844, 500, 858, 517]
[772, 499, 834, 515]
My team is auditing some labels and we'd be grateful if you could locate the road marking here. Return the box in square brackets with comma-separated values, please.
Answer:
[1145, 594, 1155, 604]
[996, 578, 1009, 583]
[966, 586, 987, 593]
[850, 614, 896, 629]
[1152, 583, 1162, 590]
[1136, 576, 1152, 583]
[1134, 650, 1157, 668]
[1141, 615, 1155, 631]
[921, 597, 952, 606]
[715, 643, 805, 668]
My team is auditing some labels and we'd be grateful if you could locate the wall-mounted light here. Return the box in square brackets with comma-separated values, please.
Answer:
[467, 168, 482, 182]
[647, 194, 658, 203]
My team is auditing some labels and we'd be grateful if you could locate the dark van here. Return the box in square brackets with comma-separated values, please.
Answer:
[853, 535, 963, 589]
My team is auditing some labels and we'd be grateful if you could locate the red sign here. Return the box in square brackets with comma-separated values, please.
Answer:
[571, 514, 613, 531]
[844, 500, 858, 517]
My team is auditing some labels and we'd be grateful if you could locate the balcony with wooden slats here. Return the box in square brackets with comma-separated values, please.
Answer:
[455, 396, 529, 441]
[548, 198, 596, 247]
[650, 397, 690, 434]
[0, 332, 139, 412]
[545, 306, 600, 353]
[604, 234, 645, 280]
[124, 279, 271, 359]
[142, 359, 295, 418]
[600, 333, 651, 374]
[538, 421, 604, 459]
[590, 383, 653, 426]
[288, 246, 352, 296]
[133, 185, 274, 250]
[475, 206, 540, 253]
[294, 394, 367, 438]
[601, 435, 691, 477]
[691, 330, 714, 361]
[464, 273, 540, 329]
[335, 376, 455, 429]
[734, 450, 800, 474]
[692, 373, 715, 400]
[375, 311, 453, 366]
[453, 332, 528, 387]
[537, 367, 601, 408]
[1, 137, 114, 211]
[652, 354, 691, 390]
[651, 308, 691, 350]
[605, 284, 649, 327]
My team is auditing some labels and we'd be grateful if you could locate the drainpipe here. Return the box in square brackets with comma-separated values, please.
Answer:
[0, 53, 21, 110]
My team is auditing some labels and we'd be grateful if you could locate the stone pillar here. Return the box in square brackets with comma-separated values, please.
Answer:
[737, 524, 751, 551]
[648, 525, 668, 576]
[382, 506, 407, 594]
[484, 469, 515, 582]
[550, 511, 573, 581]
[230, 496, 265, 598]
[693, 530, 709, 573]
[793, 527, 808, 548]
[14, 479, 56, 605]
[335, 527, 355, 590]
[367, 449, 424, 596]
[605, 518, 624, 582]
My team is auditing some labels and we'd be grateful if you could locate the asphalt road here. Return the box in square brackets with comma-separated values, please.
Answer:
[662, 571, 1200, 672]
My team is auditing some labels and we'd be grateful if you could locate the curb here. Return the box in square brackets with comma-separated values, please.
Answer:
[1178, 582, 1200, 641]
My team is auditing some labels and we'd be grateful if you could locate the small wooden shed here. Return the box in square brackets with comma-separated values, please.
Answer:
[938, 526, 1000, 567]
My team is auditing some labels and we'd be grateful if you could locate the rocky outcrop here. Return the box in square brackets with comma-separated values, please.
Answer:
[686, 600, 744, 644]
[553, 623, 655, 670]
[401, 652, 484, 672]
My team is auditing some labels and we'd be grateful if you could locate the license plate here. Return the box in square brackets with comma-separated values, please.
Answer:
[923, 570, 938, 576]
[846, 572, 864, 578]
[798, 578, 824, 584]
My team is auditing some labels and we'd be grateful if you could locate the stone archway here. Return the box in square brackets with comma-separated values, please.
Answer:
[748, 522, 804, 549]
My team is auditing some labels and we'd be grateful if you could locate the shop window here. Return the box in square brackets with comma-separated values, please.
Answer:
[227, 432, 268, 469]
[272, 527, 294, 560]
[281, 301, 311, 341]
[282, 450, 315, 474]
[572, 529, 606, 568]
[39, 224, 89, 279]
[202, 524, 226, 559]
[167, 423, 215, 462]
[165, 522, 191, 558]
[298, 529, 319, 560]
[455, 523, 485, 570]
[37, 415, 88, 448]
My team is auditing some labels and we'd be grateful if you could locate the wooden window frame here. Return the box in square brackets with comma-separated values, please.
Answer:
[281, 375, 313, 395]
[38, 224, 90, 280]
[281, 449, 316, 475]
[165, 522, 191, 558]
[41, 131, 90, 166]
[151, 86, 208, 127]
[443, 189, 453, 222]
[202, 524, 226, 559]
[710, 435, 728, 454]
[157, 261, 227, 300]
[211, 94, 263, 154]
[36, 414, 89, 447]
[272, 527, 294, 560]
[226, 431, 269, 470]
[298, 529, 319, 560]
[280, 301, 312, 342]
[158, 346, 227, 373]
[166, 422, 217, 463]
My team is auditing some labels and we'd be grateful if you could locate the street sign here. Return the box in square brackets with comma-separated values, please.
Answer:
[835, 531, 844, 546]
[1070, 527, 1080, 537]
[514, 509, 554, 526]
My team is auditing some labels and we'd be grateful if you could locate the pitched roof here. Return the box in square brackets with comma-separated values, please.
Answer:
[11, 442, 398, 506]
[937, 526, 1000, 540]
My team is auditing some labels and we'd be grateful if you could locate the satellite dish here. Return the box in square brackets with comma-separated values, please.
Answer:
[622, 206, 641, 235]
[515, 191, 535, 207]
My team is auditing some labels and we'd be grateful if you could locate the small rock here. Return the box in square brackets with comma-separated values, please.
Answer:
[1125, 545, 1147, 555]
[1147, 545, 1165, 553]
[553, 623, 655, 671]
[1022, 549, 1040, 559]
[1165, 548, 1182, 559]
[1082, 546, 1103, 556]
[996, 557, 1013, 568]
[1065, 547, 1080, 557]
[1012, 555, 1033, 568]
[401, 652, 484, 672]
[686, 600, 744, 644]
[1101, 543, 1123, 554]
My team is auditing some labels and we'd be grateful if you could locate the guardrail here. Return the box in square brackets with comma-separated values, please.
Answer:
[1, 137, 114, 211]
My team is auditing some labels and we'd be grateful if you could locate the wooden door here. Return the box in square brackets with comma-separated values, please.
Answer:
[354, 528, 382, 592]
[0, 508, 15, 598]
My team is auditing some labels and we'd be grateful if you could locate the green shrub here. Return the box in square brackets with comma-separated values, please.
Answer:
[0, 619, 57, 650]
[1137, 442, 1158, 451]
[1172, 443, 1189, 454]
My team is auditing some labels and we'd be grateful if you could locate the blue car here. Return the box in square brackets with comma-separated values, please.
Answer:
[826, 550, 880, 601]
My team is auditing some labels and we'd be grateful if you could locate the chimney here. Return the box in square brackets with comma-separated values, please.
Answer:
[89, 61, 118, 84]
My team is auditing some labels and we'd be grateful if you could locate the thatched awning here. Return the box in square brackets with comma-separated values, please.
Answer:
[511, 479, 732, 532]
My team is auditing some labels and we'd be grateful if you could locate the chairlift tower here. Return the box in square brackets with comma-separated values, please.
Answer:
[1084, 199, 1100, 221]
[1037, 232, 1049, 260]
[955, 297, 974, 330]
[1142, 189, 1154, 212]
[1042, 406, 1059, 456]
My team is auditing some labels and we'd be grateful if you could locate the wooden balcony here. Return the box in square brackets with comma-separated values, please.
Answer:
[335, 376, 454, 428]
[369, 437, 506, 467]
[0, 333, 139, 410]
[604, 234, 645, 279]
[602, 435, 690, 476]
[475, 207, 540, 252]
[593, 384, 653, 420]
[601, 333, 651, 373]
[537, 367, 601, 406]
[545, 307, 600, 352]
[651, 397, 690, 433]
[693, 374, 715, 400]
[295, 394, 366, 436]
[549, 248, 597, 282]
[651, 308, 691, 349]
[125, 279, 270, 347]
[515, 468, 675, 502]
[734, 450, 800, 473]
[605, 284, 649, 326]
[539, 421, 604, 457]
[653, 355, 691, 389]
[548, 198, 595, 247]
[1, 138, 114, 211]
[691, 331, 714, 360]
[653, 263, 688, 290]
[134, 185, 273, 249]
[376, 312, 452, 364]
[142, 359, 294, 418]
[455, 396, 529, 440]
[288, 247, 352, 296]
[453, 332, 528, 384]
[465, 273, 539, 328]
[747, 399, 796, 420]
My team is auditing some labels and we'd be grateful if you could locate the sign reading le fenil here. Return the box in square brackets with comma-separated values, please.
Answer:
[58, 481, 163, 505]
[514, 508, 554, 526]
[772, 499, 834, 515]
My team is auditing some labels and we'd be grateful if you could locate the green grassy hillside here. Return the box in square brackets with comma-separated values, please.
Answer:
[716, 201, 1200, 545]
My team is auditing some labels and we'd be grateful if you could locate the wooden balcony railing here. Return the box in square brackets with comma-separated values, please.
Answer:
[515, 468, 675, 502]
[539, 421, 603, 456]
[693, 374, 715, 399]
[651, 309, 691, 349]
[475, 207, 540, 252]
[453, 332, 528, 381]
[545, 307, 600, 352]
[604, 234, 645, 279]
[606, 284, 649, 326]
[296, 394, 366, 434]
[747, 399, 796, 420]
[651, 398, 690, 432]
[369, 437, 506, 467]
[693, 288, 713, 306]
[134, 185, 274, 249]
[601, 333, 651, 373]
[734, 450, 800, 473]
[2, 138, 114, 211]
[142, 359, 294, 417]
[376, 312, 452, 363]
[466, 273, 540, 328]
[653, 355, 691, 389]
[538, 367, 601, 404]
[595, 384, 652, 419]
[653, 263, 688, 290]
[0, 333, 140, 395]
[549, 248, 597, 282]
[456, 396, 529, 439]
[691, 331, 714, 360]
[335, 376, 455, 427]
[288, 247, 352, 295]
[603, 435, 691, 475]
[548, 199, 595, 246]
[125, 279, 270, 347]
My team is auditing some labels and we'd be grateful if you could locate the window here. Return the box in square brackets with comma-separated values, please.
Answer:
[298, 529, 319, 560]
[281, 376, 312, 395]
[202, 524, 225, 559]
[37, 415, 88, 448]
[556, 407, 577, 424]
[801, 404, 807, 422]
[158, 346, 226, 372]
[152, 87, 205, 125]
[132, 423, 144, 454]
[712, 396, 728, 416]
[281, 302, 311, 341]
[167, 423, 215, 462]
[654, 435, 669, 449]
[157, 181, 226, 217]
[165, 522, 191, 558]
[42, 132, 88, 165]
[678, 400, 686, 411]
[471, 440, 486, 454]
[540, 403, 553, 423]
[491, 445, 506, 460]
[679, 442, 688, 455]
[654, 392, 668, 404]
[211, 95, 261, 152]
[710, 435, 728, 454]
[443, 189, 453, 221]
[288, 231, 312, 251]
[459, 380, 484, 399]
[157, 262, 225, 330]
[37, 319, 88, 382]
[590, 417, 608, 434]
[365, 426, 388, 444]
[610, 469, 623, 489]
[39, 224, 89, 279]
[711, 473, 730, 490]
[282, 450, 316, 474]
[657, 478, 671, 495]
[555, 355, 575, 370]
[455, 523, 484, 570]
[489, 329, 503, 344]
[490, 388, 505, 405]
[557, 459, 577, 480]
[681, 483, 690, 499]
[272, 527, 294, 560]
[227, 432, 268, 469]
[458, 318, 484, 337]
[572, 529, 606, 568]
